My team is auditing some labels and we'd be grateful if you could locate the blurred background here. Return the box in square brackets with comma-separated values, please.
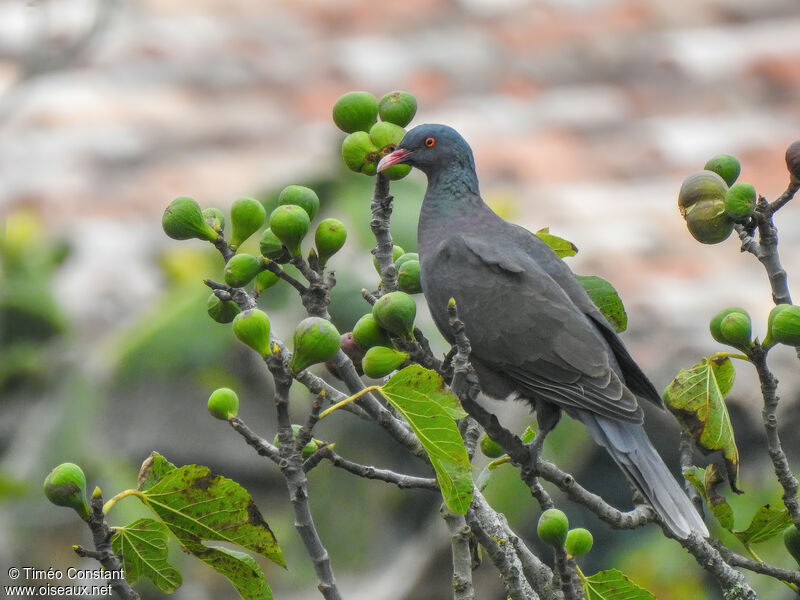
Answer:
[2, 0, 800, 598]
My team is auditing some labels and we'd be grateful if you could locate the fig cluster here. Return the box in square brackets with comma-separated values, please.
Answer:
[373, 245, 422, 295]
[678, 154, 758, 244]
[333, 91, 417, 180]
[536, 509, 593, 557]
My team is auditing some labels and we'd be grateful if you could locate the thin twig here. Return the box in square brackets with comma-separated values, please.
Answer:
[370, 174, 398, 294]
[316, 447, 438, 489]
[442, 506, 476, 600]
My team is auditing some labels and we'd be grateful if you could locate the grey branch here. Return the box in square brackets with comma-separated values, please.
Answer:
[318, 447, 438, 490]
[81, 493, 140, 600]
[710, 539, 800, 586]
[441, 506, 477, 600]
[670, 533, 758, 600]
[370, 174, 399, 293]
[229, 417, 281, 464]
[679, 431, 704, 516]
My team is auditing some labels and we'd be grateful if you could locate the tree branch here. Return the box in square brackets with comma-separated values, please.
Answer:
[441, 506, 476, 600]
[370, 173, 399, 293]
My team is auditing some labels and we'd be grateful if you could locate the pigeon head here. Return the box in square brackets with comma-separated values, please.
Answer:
[377, 124, 475, 178]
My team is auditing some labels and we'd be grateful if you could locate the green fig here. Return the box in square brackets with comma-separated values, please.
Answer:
[207, 293, 241, 323]
[378, 91, 417, 128]
[342, 131, 380, 175]
[278, 185, 320, 221]
[709, 307, 752, 350]
[397, 259, 422, 294]
[289, 317, 341, 374]
[255, 269, 280, 293]
[537, 508, 569, 548]
[764, 304, 800, 347]
[704, 154, 741, 187]
[232, 309, 271, 356]
[259, 228, 291, 263]
[369, 122, 411, 179]
[43, 463, 90, 519]
[224, 253, 263, 287]
[269, 204, 310, 256]
[362, 345, 409, 378]
[479, 433, 505, 459]
[373, 244, 406, 273]
[315, 218, 347, 264]
[229, 197, 266, 249]
[565, 528, 593, 558]
[162, 196, 219, 242]
[352, 313, 392, 349]
[678, 170, 729, 215]
[394, 252, 419, 270]
[724, 182, 756, 221]
[332, 91, 379, 133]
[786, 140, 800, 183]
[273, 425, 321, 458]
[208, 387, 239, 420]
[202, 207, 226, 232]
[685, 199, 735, 244]
[783, 526, 800, 566]
[372, 291, 416, 339]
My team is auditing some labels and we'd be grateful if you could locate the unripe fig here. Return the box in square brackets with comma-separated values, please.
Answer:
[208, 387, 239, 420]
[342, 131, 380, 175]
[709, 307, 752, 350]
[565, 528, 593, 557]
[43, 463, 90, 519]
[332, 91, 379, 134]
[232, 309, 271, 356]
[352, 313, 392, 349]
[704, 154, 741, 187]
[685, 199, 735, 244]
[202, 207, 226, 232]
[255, 269, 280, 293]
[373, 245, 406, 273]
[783, 526, 800, 566]
[278, 185, 319, 221]
[273, 425, 320, 458]
[207, 293, 241, 323]
[394, 252, 419, 270]
[289, 317, 341, 374]
[537, 508, 569, 548]
[269, 205, 310, 256]
[372, 291, 416, 339]
[378, 91, 417, 128]
[397, 259, 422, 294]
[785, 139, 800, 183]
[362, 345, 409, 378]
[259, 228, 291, 263]
[764, 304, 800, 347]
[315, 218, 347, 264]
[724, 182, 756, 221]
[369, 122, 411, 179]
[479, 433, 505, 458]
[224, 253, 263, 287]
[229, 197, 266, 249]
[162, 196, 219, 242]
[678, 170, 729, 215]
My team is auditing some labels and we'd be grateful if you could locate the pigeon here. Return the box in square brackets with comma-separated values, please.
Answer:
[377, 123, 708, 539]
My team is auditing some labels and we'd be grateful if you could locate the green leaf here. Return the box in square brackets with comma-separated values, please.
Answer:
[582, 569, 656, 600]
[734, 504, 793, 545]
[182, 542, 274, 600]
[520, 426, 536, 444]
[535, 227, 578, 258]
[704, 464, 734, 531]
[663, 356, 740, 491]
[380, 366, 473, 513]
[111, 518, 182, 593]
[576, 275, 628, 333]
[137, 451, 177, 491]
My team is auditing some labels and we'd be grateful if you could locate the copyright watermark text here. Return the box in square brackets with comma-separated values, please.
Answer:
[5, 566, 122, 597]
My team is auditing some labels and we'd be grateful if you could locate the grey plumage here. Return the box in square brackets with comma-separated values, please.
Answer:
[377, 123, 708, 539]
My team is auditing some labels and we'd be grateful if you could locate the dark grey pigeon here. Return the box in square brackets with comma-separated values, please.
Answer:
[377, 123, 708, 539]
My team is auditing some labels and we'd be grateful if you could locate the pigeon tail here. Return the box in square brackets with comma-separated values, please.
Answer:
[578, 412, 709, 539]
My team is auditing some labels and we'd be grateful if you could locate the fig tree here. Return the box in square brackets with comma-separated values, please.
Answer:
[207, 293, 241, 323]
[43, 463, 90, 519]
[162, 196, 219, 242]
[229, 197, 266, 249]
[378, 91, 417, 128]
[208, 387, 239, 420]
[537, 508, 569, 548]
[362, 345, 409, 378]
[704, 154, 741, 187]
[269, 204, 310, 256]
[224, 253, 263, 287]
[289, 317, 341, 374]
[278, 185, 319, 221]
[315, 218, 347, 264]
[372, 291, 416, 339]
[332, 91, 379, 134]
[232, 309, 271, 356]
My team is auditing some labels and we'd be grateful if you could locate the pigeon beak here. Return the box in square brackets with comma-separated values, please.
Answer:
[377, 148, 412, 172]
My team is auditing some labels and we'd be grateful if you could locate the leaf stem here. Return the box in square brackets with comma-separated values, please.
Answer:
[102, 489, 143, 514]
[319, 386, 382, 418]
[708, 351, 750, 362]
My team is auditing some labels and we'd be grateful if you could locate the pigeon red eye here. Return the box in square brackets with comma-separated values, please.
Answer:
[424, 137, 436, 148]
